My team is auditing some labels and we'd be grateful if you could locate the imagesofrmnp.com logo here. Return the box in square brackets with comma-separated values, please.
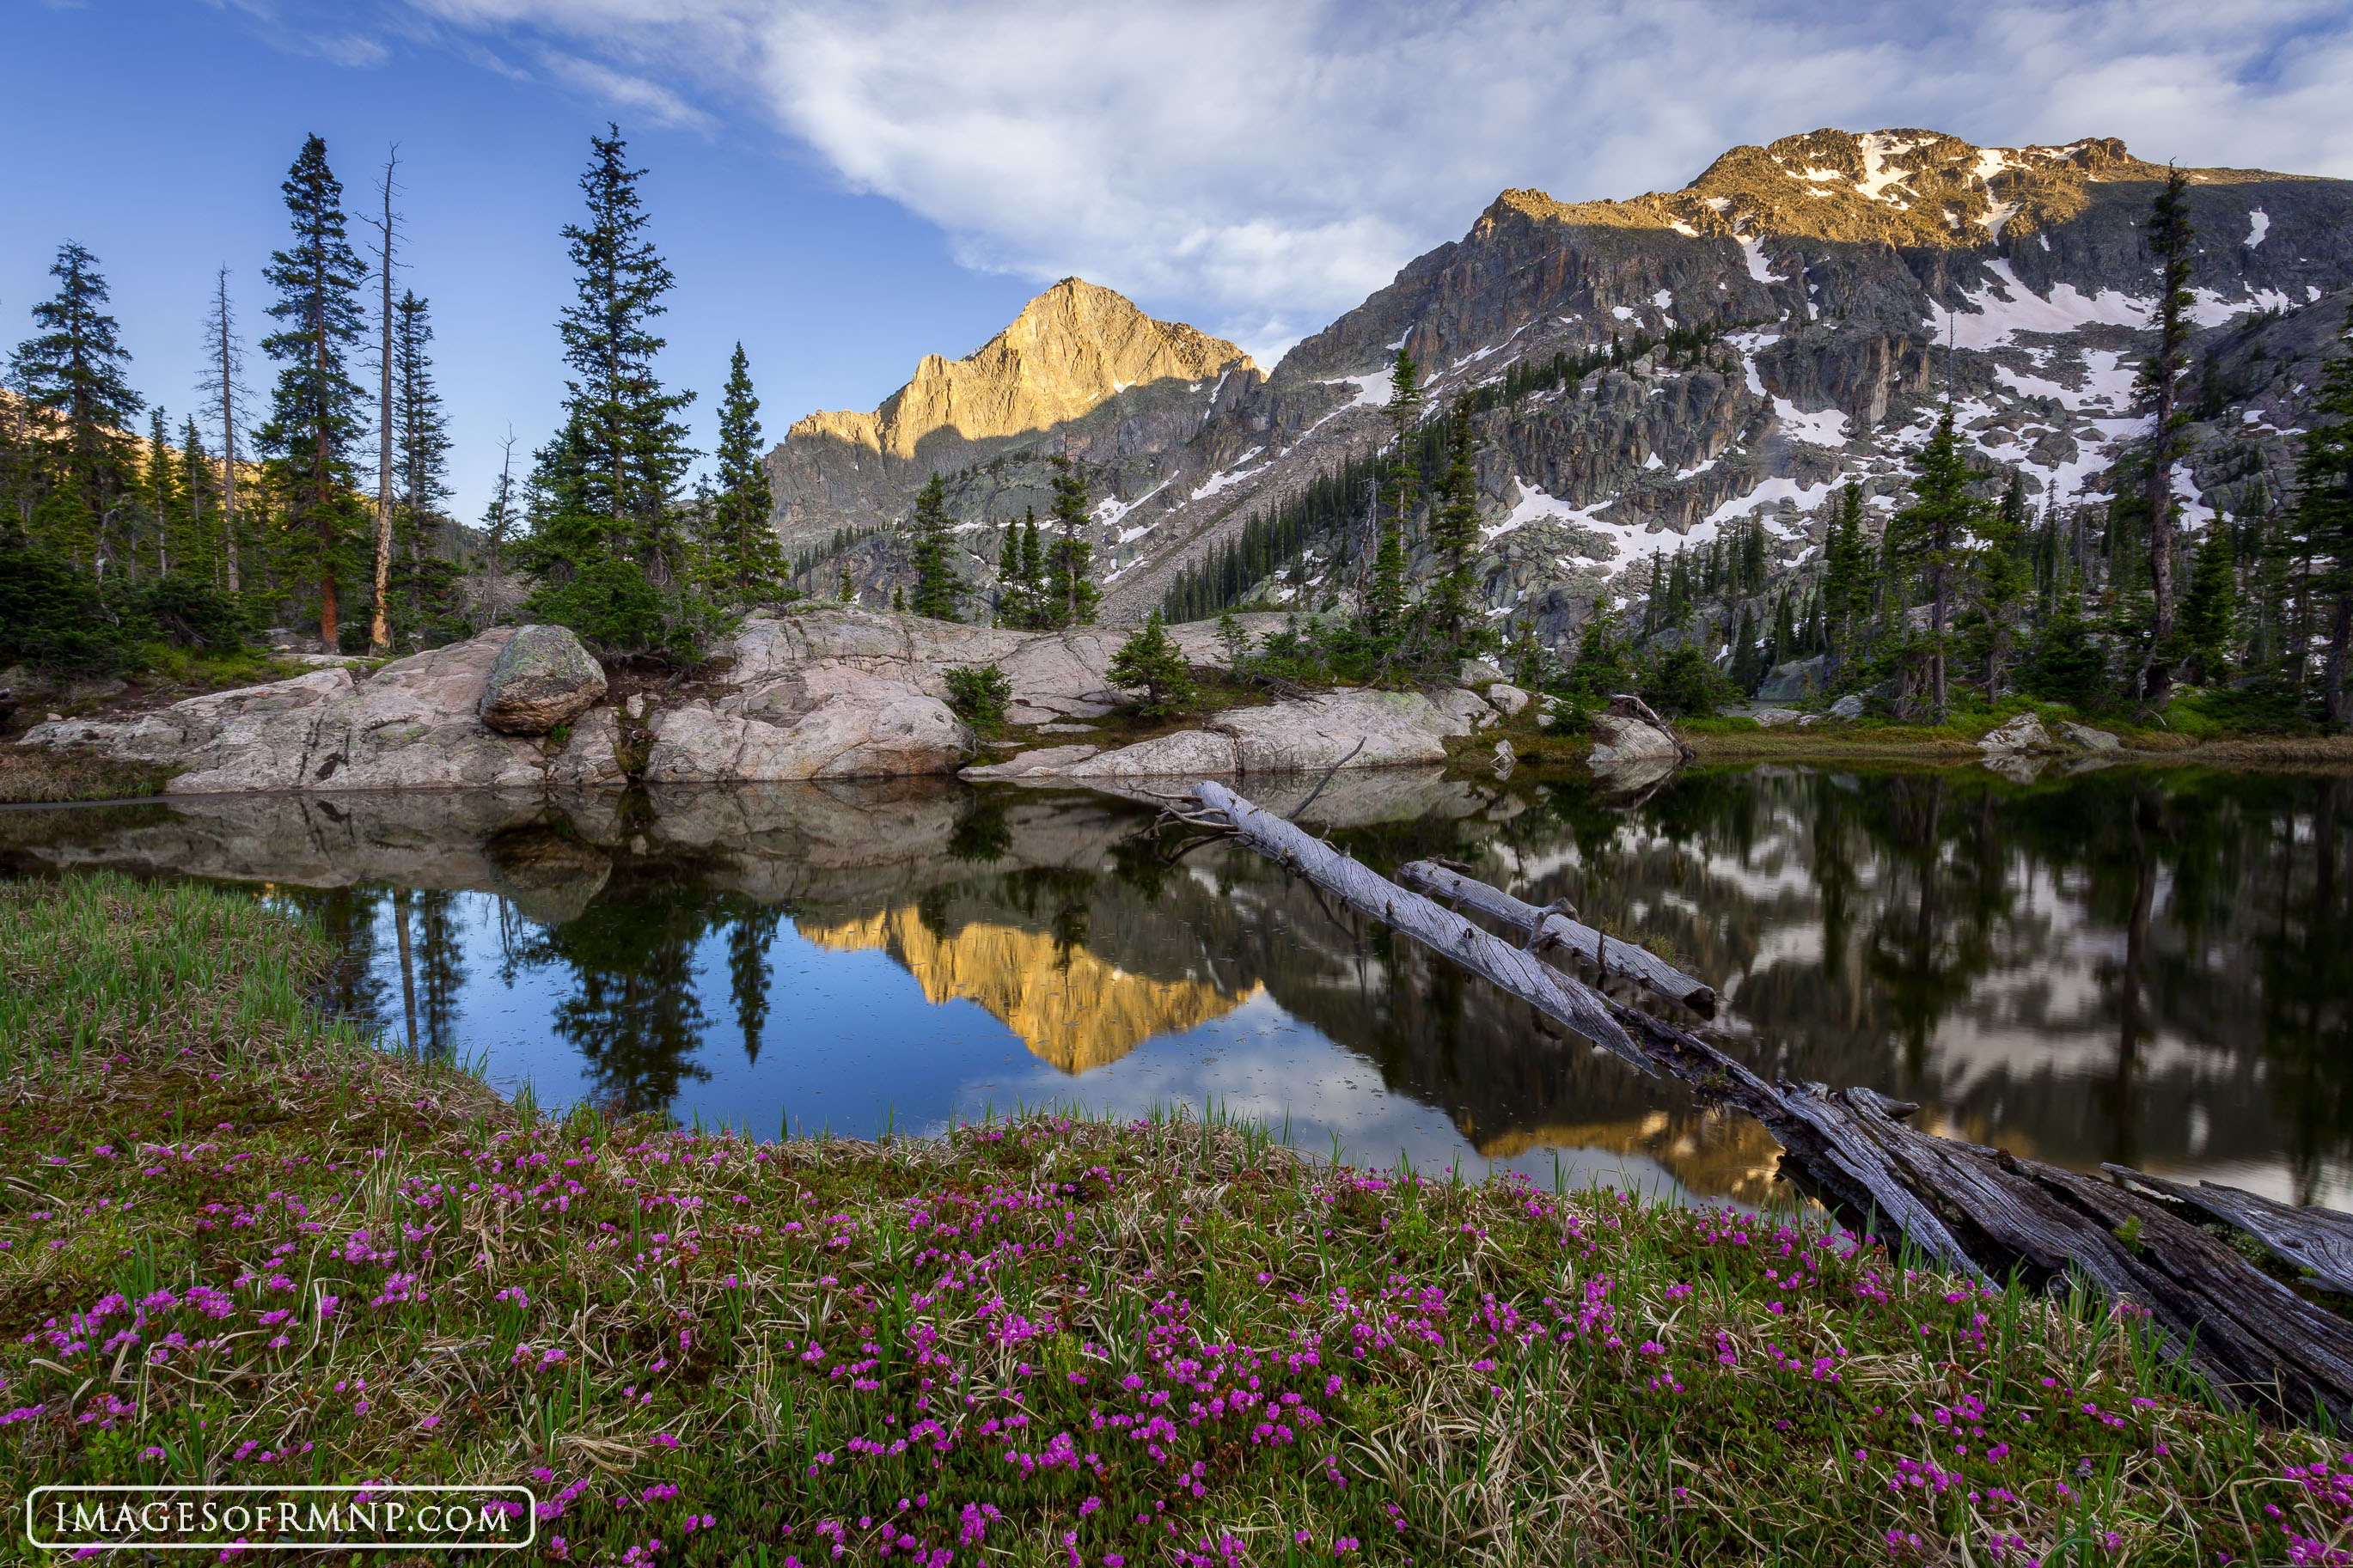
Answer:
[26, 1486, 535, 1552]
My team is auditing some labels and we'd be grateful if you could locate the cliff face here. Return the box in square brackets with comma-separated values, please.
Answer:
[770, 131, 2353, 636]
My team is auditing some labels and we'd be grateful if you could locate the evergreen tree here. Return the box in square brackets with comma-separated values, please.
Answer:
[1106, 612, 1196, 716]
[1972, 471, 2031, 698]
[143, 406, 180, 577]
[2130, 165, 2197, 705]
[526, 125, 697, 592]
[1043, 458, 1098, 626]
[178, 413, 217, 587]
[994, 522, 1024, 626]
[257, 137, 370, 651]
[1886, 405, 1984, 717]
[1565, 596, 1632, 697]
[9, 241, 143, 569]
[704, 342, 783, 604]
[1424, 404, 1482, 656]
[2020, 589, 2108, 706]
[1366, 349, 1423, 639]
[2178, 522, 2238, 686]
[1729, 603, 1763, 693]
[1019, 509, 1045, 625]
[1769, 590, 1797, 673]
[2294, 314, 2353, 726]
[385, 291, 461, 647]
[392, 292, 451, 524]
[907, 472, 962, 620]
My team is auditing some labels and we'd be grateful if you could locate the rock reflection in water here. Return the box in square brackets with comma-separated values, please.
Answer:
[2, 764, 2348, 1206]
[801, 906, 1257, 1073]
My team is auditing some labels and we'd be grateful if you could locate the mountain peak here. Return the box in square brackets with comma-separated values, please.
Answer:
[1488, 128, 2295, 251]
[788, 278, 1256, 463]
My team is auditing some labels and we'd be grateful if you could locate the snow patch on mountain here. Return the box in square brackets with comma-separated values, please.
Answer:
[1189, 454, 1266, 503]
[1930, 259, 2149, 350]
[1703, 476, 1837, 531]
[1773, 400, 1849, 446]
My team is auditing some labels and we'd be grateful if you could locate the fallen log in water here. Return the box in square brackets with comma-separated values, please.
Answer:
[1190, 780, 1646, 1072]
[1189, 779, 2353, 1428]
[1396, 858, 1717, 1016]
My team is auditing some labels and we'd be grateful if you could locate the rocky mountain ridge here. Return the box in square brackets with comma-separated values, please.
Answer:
[768, 128, 2353, 647]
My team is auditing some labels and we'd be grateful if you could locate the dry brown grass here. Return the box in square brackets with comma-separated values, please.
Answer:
[0, 745, 177, 803]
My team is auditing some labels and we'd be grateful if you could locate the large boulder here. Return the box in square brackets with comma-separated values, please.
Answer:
[1755, 656, 1829, 703]
[2057, 720, 2122, 752]
[1425, 687, 1495, 732]
[480, 625, 605, 735]
[1977, 712, 2052, 753]
[963, 688, 1480, 782]
[643, 662, 969, 782]
[1220, 689, 1472, 770]
[1589, 713, 1680, 764]
[1484, 683, 1531, 718]
[15, 630, 548, 793]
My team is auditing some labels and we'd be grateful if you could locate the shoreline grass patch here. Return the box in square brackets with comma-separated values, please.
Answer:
[3, 871, 2352, 1564]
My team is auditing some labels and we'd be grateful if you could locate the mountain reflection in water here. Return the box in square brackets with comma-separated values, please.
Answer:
[2, 763, 2346, 1208]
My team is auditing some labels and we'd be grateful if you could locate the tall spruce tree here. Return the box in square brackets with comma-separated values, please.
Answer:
[2131, 164, 2197, 705]
[9, 241, 143, 570]
[528, 125, 696, 589]
[257, 136, 370, 650]
[2177, 523, 2238, 686]
[1425, 403, 1482, 656]
[908, 472, 962, 620]
[1043, 458, 1098, 626]
[2295, 312, 2353, 726]
[1729, 603, 1763, 693]
[1972, 471, 2031, 697]
[1887, 405, 1985, 717]
[179, 413, 217, 586]
[705, 342, 782, 604]
[994, 521, 1024, 626]
[1365, 349, 1423, 639]
[386, 290, 461, 646]
[143, 407, 179, 577]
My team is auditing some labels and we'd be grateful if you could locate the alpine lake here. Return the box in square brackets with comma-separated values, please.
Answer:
[5, 759, 2349, 1211]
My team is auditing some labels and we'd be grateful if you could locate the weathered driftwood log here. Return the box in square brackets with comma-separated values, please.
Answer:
[2106, 1166, 2353, 1296]
[1191, 781, 1647, 1072]
[1396, 859, 1718, 1016]
[1194, 782, 2353, 1426]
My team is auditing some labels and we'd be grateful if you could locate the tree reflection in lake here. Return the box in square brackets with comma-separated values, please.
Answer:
[2, 766, 2346, 1204]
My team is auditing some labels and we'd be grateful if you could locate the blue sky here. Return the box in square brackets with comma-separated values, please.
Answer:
[8, 0, 2350, 518]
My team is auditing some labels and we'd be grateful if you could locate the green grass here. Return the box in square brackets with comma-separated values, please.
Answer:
[3, 871, 2350, 1565]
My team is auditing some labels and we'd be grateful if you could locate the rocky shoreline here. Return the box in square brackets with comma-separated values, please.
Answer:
[10, 607, 1539, 796]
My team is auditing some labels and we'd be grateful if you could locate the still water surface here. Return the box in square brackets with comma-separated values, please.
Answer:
[4, 764, 2348, 1208]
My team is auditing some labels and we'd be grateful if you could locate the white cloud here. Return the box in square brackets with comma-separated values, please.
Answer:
[535, 48, 716, 130]
[402, 0, 2353, 360]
